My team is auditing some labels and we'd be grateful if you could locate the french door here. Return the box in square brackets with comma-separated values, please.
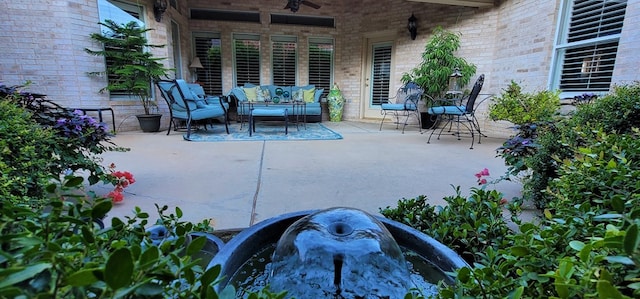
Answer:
[363, 39, 394, 119]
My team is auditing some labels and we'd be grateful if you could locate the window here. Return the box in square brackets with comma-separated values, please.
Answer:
[551, 0, 627, 93]
[233, 34, 261, 86]
[193, 33, 223, 95]
[371, 44, 392, 106]
[308, 38, 333, 98]
[271, 36, 297, 86]
[97, 0, 145, 98]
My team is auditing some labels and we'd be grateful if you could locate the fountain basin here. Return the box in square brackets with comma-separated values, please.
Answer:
[208, 208, 468, 297]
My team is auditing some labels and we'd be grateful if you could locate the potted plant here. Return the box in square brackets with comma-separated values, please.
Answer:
[401, 26, 476, 129]
[86, 20, 171, 132]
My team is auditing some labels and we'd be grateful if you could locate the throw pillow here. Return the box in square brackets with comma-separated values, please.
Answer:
[303, 88, 316, 103]
[293, 89, 304, 102]
[262, 87, 271, 101]
[243, 86, 258, 102]
[256, 86, 265, 102]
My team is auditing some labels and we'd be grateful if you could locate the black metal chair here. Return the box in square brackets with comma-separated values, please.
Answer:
[427, 74, 488, 149]
[379, 82, 424, 133]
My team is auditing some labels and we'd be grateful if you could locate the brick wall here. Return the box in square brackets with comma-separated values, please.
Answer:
[1, 0, 638, 136]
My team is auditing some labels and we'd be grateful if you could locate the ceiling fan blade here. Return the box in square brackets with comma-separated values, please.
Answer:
[301, 0, 321, 9]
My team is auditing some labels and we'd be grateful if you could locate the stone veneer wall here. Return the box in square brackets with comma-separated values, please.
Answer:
[1, 0, 639, 135]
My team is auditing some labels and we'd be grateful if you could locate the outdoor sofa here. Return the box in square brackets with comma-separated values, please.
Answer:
[228, 83, 324, 123]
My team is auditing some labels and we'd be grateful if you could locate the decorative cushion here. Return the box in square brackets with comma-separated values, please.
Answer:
[256, 86, 265, 102]
[243, 86, 258, 102]
[262, 88, 271, 101]
[381, 103, 406, 111]
[428, 105, 467, 115]
[303, 88, 316, 103]
[314, 88, 324, 103]
[293, 89, 304, 102]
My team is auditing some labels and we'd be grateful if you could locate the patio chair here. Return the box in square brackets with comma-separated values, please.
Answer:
[427, 74, 488, 149]
[379, 82, 423, 133]
[187, 83, 230, 111]
[155, 79, 229, 140]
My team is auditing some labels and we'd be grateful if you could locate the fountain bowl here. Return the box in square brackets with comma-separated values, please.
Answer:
[208, 208, 468, 295]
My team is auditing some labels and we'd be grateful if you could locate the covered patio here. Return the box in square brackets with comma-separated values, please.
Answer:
[93, 120, 525, 229]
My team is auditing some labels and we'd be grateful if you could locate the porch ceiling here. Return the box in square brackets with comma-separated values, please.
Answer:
[406, 0, 494, 8]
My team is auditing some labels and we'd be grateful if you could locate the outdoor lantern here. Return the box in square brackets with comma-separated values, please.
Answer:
[153, 0, 168, 22]
[407, 14, 417, 40]
[448, 67, 463, 92]
[189, 57, 204, 83]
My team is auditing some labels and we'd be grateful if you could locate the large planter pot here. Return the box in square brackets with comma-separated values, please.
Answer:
[421, 112, 438, 129]
[136, 114, 162, 132]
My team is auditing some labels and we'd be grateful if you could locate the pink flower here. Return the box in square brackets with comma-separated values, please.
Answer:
[107, 190, 124, 203]
[480, 168, 490, 176]
[103, 163, 135, 203]
[478, 178, 487, 185]
[500, 198, 508, 205]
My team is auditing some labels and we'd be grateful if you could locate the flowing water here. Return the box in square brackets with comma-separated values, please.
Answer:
[230, 243, 443, 298]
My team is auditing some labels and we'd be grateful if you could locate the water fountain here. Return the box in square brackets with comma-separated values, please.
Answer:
[208, 207, 468, 298]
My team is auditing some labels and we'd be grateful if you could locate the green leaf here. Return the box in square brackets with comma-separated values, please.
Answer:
[186, 235, 207, 256]
[219, 285, 237, 299]
[605, 256, 634, 265]
[593, 214, 623, 221]
[457, 267, 471, 283]
[105, 248, 134, 290]
[176, 206, 183, 218]
[92, 200, 112, 220]
[596, 280, 625, 299]
[510, 286, 524, 299]
[139, 247, 159, 269]
[65, 176, 84, 187]
[200, 264, 221, 287]
[81, 226, 95, 244]
[134, 282, 164, 296]
[623, 223, 638, 255]
[66, 268, 100, 286]
[0, 263, 51, 289]
[510, 246, 530, 257]
[569, 240, 585, 251]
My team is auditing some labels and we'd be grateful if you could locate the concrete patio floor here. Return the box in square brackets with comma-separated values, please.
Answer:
[94, 120, 525, 230]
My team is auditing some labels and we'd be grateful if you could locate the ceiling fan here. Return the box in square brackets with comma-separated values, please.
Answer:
[284, 0, 321, 12]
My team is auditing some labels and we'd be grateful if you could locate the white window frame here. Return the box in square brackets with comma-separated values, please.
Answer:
[549, 0, 627, 97]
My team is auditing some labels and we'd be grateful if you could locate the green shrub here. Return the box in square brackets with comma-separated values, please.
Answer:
[0, 99, 55, 205]
[488, 81, 561, 125]
[0, 176, 228, 298]
[1, 82, 128, 189]
[437, 129, 640, 298]
[523, 82, 640, 209]
[380, 187, 518, 264]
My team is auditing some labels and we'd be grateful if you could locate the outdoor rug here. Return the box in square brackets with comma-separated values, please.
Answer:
[185, 122, 343, 142]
